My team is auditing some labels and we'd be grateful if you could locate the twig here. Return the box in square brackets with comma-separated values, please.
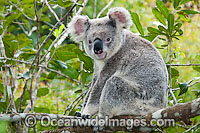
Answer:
[40, 29, 68, 63]
[18, 82, 27, 112]
[63, 91, 87, 115]
[28, 0, 80, 71]
[76, 0, 88, 15]
[7, 0, 34, 21]
[23, 68, 43, 113]
[5, 67, 17, 113]
[184, 122, 200, 133]
[168, 36, 177, 104]
[188, 80, 200, 87]
[67, 95, 83, 116]
[97, 0, 114, 18]
[45, 0, 66, 29]
[93, 0, 97, 18]
[166, 64, 200, 66]
[0, 57, 82, 85]
[0, 68, 6, 102]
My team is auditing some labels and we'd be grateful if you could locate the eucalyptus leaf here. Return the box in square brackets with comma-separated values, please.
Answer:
[173, 0, 181, 9]
[37, 88, 49, 97]
[131, 13, 144, 35]
[156, 1, 169, 18]
[167, 14, 175, 35]
[178, 82, 188, 96]
[152, 8, 166, 25]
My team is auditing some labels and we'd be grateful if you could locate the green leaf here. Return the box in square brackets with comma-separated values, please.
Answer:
[181, 10, 200, 14]
[178, 83, 188, 96]
[158, 25, 168, 33]
[57, 0, 72, 7]
[167, 67, 179, 78]
[142, 34, 157, 42]
[192, 66, 200, 73]
[175, 23, 182, 30]
[147, 27, 162, 35]
[177, 29, 183, 35]
[54, 51, 77, 61]
[47, 72, 57, 79]
[74, 89, 82, 93]
[81, 70, 88, 86]
[62, 64, 79, 79]
[178, 14, 191, 23]
[173, 0, 181, 9]
[37, 88, 49, 97]
[54, 60, 68, 69]
[53, 60, 79, 79]
[74, 49, 93, 72]
[17, 34, 32, 49]
[131, 13, 144, 35]
[17, 72, 30, 80]
[167, 14, 175, 35]
[156, 1, 169, 18]
[4, 13, 21, 27]
[152, 8, 166, 25]
[180, 0, 192, 5]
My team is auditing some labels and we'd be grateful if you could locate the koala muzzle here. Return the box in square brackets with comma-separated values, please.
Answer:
[93, 39, 103, 54]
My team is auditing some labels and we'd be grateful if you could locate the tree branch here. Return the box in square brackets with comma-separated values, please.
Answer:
[1, 98, 200, 132]
[97, 0, 114, 18]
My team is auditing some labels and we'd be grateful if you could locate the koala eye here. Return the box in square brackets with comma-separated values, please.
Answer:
[89, 40, 92, 44]
[105, 37, 112, 43]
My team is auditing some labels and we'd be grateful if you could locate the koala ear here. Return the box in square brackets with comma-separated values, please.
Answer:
[108, 7, 133, 29]
[67, 15, 89, 42]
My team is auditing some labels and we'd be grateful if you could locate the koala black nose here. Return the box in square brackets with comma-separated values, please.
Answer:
[93, 39, 103, 54]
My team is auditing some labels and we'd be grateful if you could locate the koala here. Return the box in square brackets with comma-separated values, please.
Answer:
[68, 7, 168, 118]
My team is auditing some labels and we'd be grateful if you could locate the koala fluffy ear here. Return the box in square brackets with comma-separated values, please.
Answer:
[108, 7, 133, 29]
[67, 15, 89, 42]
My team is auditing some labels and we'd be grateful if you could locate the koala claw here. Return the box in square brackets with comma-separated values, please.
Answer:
[81, 114, 91, 119]
[74, 111, 81, 117]
[93, 126, 104, 132]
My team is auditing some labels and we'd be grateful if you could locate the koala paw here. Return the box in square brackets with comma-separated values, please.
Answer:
[81, 114, 91, 119]
[74, 111, 81, 117]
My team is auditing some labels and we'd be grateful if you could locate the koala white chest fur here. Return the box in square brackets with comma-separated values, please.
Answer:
[68, 7, 168, 118]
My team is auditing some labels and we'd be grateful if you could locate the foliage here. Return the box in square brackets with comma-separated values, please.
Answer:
[0, 0, 200, 132]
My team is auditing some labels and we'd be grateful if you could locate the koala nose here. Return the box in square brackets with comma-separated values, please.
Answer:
[93, 39, 103, 54]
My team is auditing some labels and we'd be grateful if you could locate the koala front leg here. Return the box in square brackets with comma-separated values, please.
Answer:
[82, 68, 117, 116]
[81, 77, 107, 117]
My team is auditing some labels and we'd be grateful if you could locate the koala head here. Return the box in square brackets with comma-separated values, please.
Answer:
[68, 7, 133, 61]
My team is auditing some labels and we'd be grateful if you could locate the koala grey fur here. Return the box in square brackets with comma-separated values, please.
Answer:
[68, 7, 168, 118]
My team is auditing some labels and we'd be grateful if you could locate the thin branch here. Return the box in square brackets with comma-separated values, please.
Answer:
[67, 94, 84, 116]
[97, 0, 114, 18]
[7, 0, 34, 21]
[166, 64, 200, 66]
[0, 57, 82, 85]
[40, 29, 68, 63]
[18, 82, 27, 112]
[168, 36, 177, 104]
[23, 68, 43, 113]
[93, 0, 97, 18]
[45, 0, 66, 29]
[76, 0, 88, 15]
[5, 67, 17, 113]
[63, 91, 87, 115]
[184, 122, 200, 133]
[188, 80, 200, 87]
[0, 68, 6, 102]
[28, 0, 80, 71]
